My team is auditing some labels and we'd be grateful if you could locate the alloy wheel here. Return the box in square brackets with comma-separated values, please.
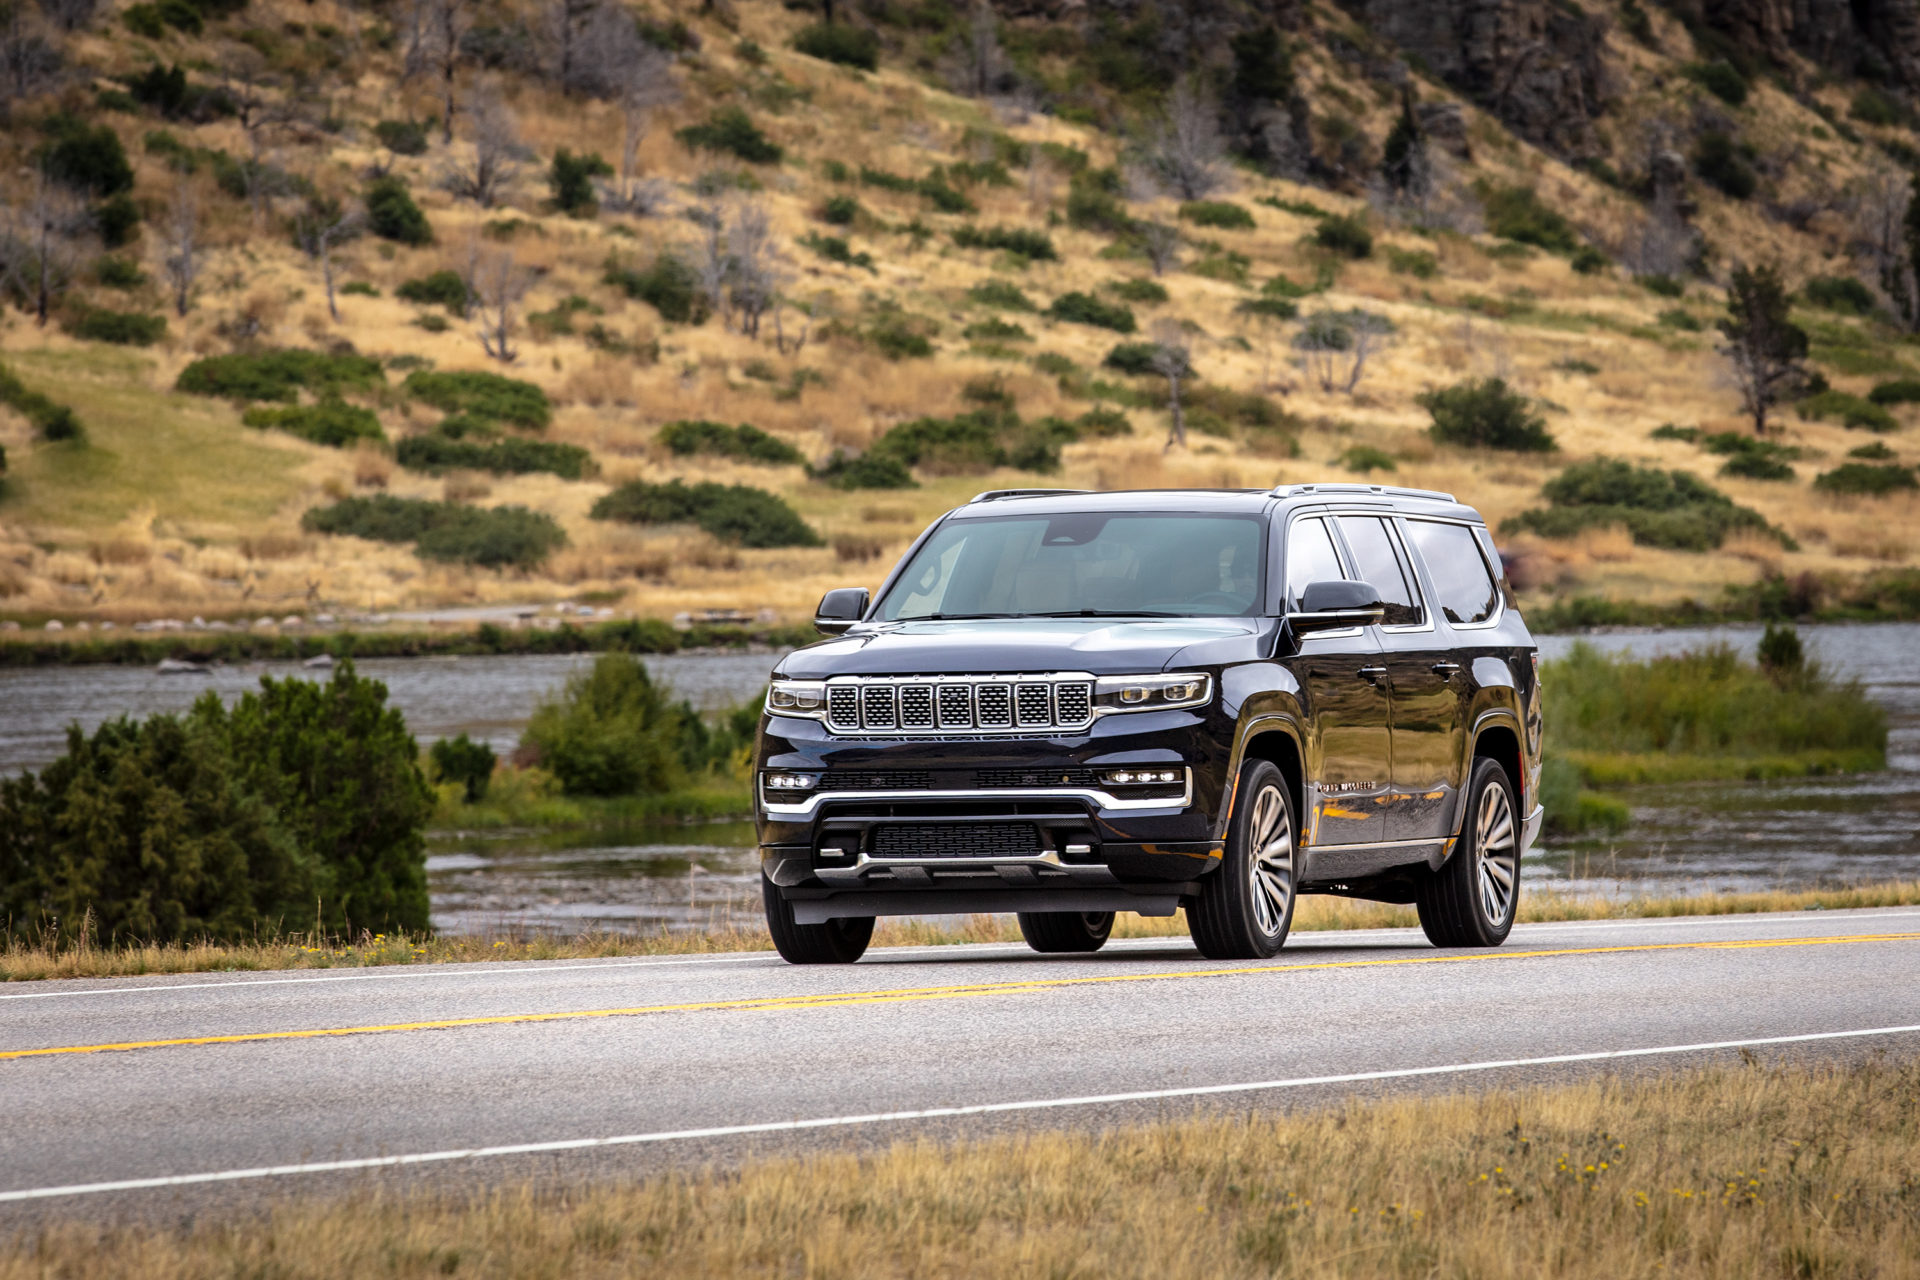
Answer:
[1474, 782, 1519, 924]
[1246, 783, 1295, 935]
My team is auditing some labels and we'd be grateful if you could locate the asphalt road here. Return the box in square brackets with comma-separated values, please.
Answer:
[3, 908, 1918, 1222]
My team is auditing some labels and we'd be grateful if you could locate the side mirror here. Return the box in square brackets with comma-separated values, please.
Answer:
[813, 587, 870, 636]
[1288, 579, 1385, 633]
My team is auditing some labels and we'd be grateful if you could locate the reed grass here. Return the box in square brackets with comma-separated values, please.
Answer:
[6, 1057, 1916, 1278]
[4, 881, 1915, 983]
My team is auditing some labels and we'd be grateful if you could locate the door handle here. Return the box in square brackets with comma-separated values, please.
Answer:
[1431, 661, 1461, 677]
[1357, 666, 1387, 684]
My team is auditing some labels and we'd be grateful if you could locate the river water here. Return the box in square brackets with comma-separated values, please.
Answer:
[1, 624, 1915, 935]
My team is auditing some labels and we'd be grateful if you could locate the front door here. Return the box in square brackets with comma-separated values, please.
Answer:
[1283, 515, 1390, 846]
[1334, 514, 1457, 843]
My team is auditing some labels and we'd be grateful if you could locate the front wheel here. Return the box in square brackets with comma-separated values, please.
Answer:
[1017, 911, 1113, 953]
[1416, 757, 1521, 948]
[762, 874, 874, 964]
[1186, 759, 1297, 960]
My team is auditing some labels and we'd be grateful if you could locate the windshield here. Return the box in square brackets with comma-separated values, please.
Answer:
[875, 512, 1266, 620]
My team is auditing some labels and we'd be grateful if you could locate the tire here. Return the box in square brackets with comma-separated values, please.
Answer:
[1417, 756, 1522, 948]
[1017, 911, 1114, 953]
[1186, 759, 1298, 960]
[762, 874, 874, 964]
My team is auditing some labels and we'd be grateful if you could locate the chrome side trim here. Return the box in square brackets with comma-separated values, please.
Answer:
[1303, 835, 1448, 856]
[759, 773, 1194, 818]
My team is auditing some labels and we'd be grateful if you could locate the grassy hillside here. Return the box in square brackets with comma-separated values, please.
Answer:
[2, 0, 1919, 626]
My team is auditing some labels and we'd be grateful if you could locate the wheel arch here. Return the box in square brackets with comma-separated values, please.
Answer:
[1469, 716, 1524, 813]
[1232, 720, 1306, 841]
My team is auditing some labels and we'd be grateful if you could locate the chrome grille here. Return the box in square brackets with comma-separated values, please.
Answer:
[819, 674, 1098, 735]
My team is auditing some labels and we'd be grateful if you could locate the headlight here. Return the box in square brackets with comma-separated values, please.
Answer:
[766, 679, 826, 717]
[1093, 672, 1212, 714]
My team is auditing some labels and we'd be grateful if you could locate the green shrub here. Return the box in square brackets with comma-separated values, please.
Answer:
[429, 733, 496, 803]
[1538, 756, 1630, 838]
[302, 496, 567, 568]
[365, 175, 433, 245]
[1650, 423, 1699, 442]
[123, 3, 165, 36]
[820, 194, 860, 225]
[373, 118, 430, 155]
[1386, 247, 1439, 278]
[341, 280, 379, 297]
[675, 107, 782, 165]
[657, 419, 803, 465]
[1179, 200, 1255, 230]
[1482, 184, 1580, 253]
[1311, 213, 1372, 258]
[0, 361, 85, 443]
[791, 21, 880, 70]
[63, 306, 167, 346]
[1813, 462, 1918, 495]
[1340, 444, 1396, 473]
[1570, 245, 1611, 275]
[1502, 459, 1791, 551]
[1657, 307, 1704, 331]
[858, 164, 916, 192]
[809, 450, 918, 489]
[548, 149, 612, 216]
[1868, 378, 1920, 405]
[1254, 195, 1331, 220]
[963, 317, 1031, 343]
[94, 256, 148, 289]
[243, 399, 386, 447]
[798, 232, 874, 270]
[1071, 406, 1132, 437]
[1797, 389, 1897, 432]
[864, 411, 1026, 474]
[1804, 275, 1876, 315]
[590, 480, 822, 547]
[1640, 273, 1686, 297]
[603, 252, 707, 323]
[1066, 179, 1134, 235]
[1683, 59, 1748, 106]
[1108, 278, 1169, 304]
[176, 350, 384, 402]
[395, 434, 594, 480]
[916, 172, 974, 214]
[1850, 86, 1906, 127]
[952, 225, 1057, 260]
[1236, 296, 1298, 321]
[866, 310, 935, 359]
[395, 270, 469, 312]
[1849, 441, 1897, 460]
[0, 662, 432, 943]
[1420, 377, 1555, 452]
[520, 653, 689, 798]
[967, 280, 1035, 311]
[402, 369, 550, 429]
[1693, 131, 1757, 200]
[40, 116, 134, 197]
[1046, 291, 1136, 333]
[1102, 342, 1161, 376]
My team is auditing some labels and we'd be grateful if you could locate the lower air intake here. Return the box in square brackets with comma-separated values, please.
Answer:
[869, 823, 1042, 860]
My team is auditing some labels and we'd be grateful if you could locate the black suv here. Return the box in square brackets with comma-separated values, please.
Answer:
[756, 484, 1542, 964]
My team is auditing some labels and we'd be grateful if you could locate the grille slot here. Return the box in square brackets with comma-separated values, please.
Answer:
[1015, 683, 1052, 727]
[898, 683, 935, 729]
[936, 685, 973, 729]
[818, 771, 934, 792]
[827, 687, 860, 731]
[860, 684, 897, 730]
[975, 684, 1013, 729]
[870, 823, 1041, 860]
[1055, 682, 1091, 726]
[976, 768, 1099, 789]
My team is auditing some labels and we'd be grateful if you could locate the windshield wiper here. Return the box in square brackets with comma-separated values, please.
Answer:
[913, 612, 1020, 621]
[1022, 609, 1185, 618]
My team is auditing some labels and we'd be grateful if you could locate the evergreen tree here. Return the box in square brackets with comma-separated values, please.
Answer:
[1719, 262, 1809, 436]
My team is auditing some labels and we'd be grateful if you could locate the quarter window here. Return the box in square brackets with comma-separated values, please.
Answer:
[1407, 520, 1500, 625]
[1282, 517, 1344, 612]
[1335, 516, 1424, 626]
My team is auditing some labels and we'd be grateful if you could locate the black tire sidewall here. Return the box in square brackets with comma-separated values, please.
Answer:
[1461, 758, 1520, 944]
[1190, 759, 1296, 958]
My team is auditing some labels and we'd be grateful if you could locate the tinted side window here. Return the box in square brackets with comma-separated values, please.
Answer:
[1283, 517, 1344, 612]
[1336, 516, 1423, 626]
[1407, 520, 1500, 625]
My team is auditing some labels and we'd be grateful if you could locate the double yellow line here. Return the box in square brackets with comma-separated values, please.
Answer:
[6, 931, 1915, 1062]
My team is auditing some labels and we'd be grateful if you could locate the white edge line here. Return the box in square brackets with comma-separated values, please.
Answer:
[3, 1024, 1917, 1205]
[7, 908, 1919, 1003]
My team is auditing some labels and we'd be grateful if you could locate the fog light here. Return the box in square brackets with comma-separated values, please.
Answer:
[764, 772, 818, 791]
[1101, 767, 1183, 787]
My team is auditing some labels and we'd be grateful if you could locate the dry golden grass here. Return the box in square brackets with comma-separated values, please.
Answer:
[8, 1058, 1917, 1278]
[3, 881, 1915, 984]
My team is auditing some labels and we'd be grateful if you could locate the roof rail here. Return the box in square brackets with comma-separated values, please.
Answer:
[1270, 482, 1457, 503]
[967, 488, 1093, 504]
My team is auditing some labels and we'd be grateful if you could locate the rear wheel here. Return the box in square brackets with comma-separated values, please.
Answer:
[1416, 757, 1521, 948]
[1186, 759, 1297, 960]
[762, 874, 874, 964]
[1017, 911, 1114, 953]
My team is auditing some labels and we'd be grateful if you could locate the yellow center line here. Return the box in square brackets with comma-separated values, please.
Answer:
[6, 931, 1916, 1062]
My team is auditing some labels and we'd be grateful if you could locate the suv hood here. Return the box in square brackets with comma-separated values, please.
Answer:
[776, 618, 1268, 678]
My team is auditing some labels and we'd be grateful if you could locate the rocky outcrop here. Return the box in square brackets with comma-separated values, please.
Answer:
[1335, 0, 1613, 158]
[1692, 0, 1920, 87]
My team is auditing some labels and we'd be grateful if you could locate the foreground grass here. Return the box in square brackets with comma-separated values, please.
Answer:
[4, 880, 1916, 983]
[7, 1058, 1917, 1277]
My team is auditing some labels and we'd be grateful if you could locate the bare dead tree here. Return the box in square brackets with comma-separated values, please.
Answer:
[456, 234, 483, 320]
[772, 295, 815, 356]
[221, 53, 293, 229]
[160, 178, 200, 317]
[1850, 168, 1914, 326]
[1144, 75, 1228, 200]
[956, 0, 1005, 98]
[728, 199, 784, 338]
[1148, 319, 1193, 451]
[1, 2, 63, 106]
[472, 248, 531, 362]
[11, 166, 89, 326]
[403, 0, 471, 144]
[1139, 221, 1182, 276]
[441, 87, 522, 207]
[1294, 310, 1390, 395]
[603, 43, 679, 213]
[556, 0, 652, 99]
[693, 201, 730, 330]
[291, 194, 364, 322]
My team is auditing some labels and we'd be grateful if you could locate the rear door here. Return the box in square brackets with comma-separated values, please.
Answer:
[1283, 514, 1390, 847]
[1402, 518, 1508, 836]
[1333, 513, 1456, 843]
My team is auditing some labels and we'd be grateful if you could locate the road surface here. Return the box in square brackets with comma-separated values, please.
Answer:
[3, 908, 1918, 1221]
